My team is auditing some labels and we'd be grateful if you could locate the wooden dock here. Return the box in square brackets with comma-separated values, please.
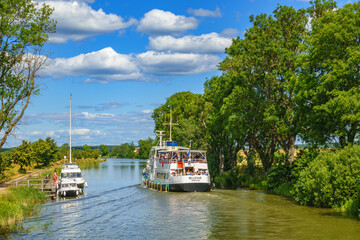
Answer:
[13, 175, 57, 198]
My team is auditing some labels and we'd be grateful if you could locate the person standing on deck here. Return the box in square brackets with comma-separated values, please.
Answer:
[53, 169, 57, 185]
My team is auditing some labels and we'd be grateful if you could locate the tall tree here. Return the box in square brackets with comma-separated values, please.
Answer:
[218, 5, 308, 169]
[298, 0, 360, 148]
[152, 91, 209, 149]
[0, 0, 56, 148]
[32, 137, 58, 167]
[11, 140, 33, 171]
[204, 75, 241, 175]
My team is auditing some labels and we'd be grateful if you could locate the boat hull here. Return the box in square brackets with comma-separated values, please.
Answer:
[169, 183, 211, 192]
[57, 189, 80, 197]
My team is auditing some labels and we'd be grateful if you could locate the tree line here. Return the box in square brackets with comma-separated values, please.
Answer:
[0, 138, 106, 176]
[0, 137, 155, 179]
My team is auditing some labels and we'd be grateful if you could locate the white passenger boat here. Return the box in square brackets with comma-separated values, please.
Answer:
[142, 130, 211, 192]
[57, 94, 87, 197]
[57, 163, 87, 197]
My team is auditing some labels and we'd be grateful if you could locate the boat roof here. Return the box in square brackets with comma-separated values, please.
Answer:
[158, 149, 206, 153]
[61, 163, 82, 173]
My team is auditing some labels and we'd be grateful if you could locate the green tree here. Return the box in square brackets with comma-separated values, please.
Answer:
[216, 5, 308, 171]
[32, 137, 58, 167]
[0, 0, 56, 148]
[204, 75, 241, 175]
[137, 137, 155, 159]
[99, 144, 110, 156]
[111, 143, 136, 158]
[298, 0, 360, 148]
[0, 150, 12, 177]
[57, 143, 69, 161]
[11, 140, 34, 171]
[83, 144, 92, 152]
[152, 91, 209, 149]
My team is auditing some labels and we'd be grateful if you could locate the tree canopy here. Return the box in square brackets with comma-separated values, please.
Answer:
[0, 0, 56, 148]
[152, 91, 209, 149]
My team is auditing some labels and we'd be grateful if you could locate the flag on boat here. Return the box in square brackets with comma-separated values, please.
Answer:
[187, 141, 191, 156]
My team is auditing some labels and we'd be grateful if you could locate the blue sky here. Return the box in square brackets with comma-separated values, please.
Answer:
[4, 0, 352, 148]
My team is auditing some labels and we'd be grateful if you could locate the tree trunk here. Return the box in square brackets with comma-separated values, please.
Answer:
[286, 135, 296, 164]
[219, 147, 224, 174]
[339, 135, 346, 148]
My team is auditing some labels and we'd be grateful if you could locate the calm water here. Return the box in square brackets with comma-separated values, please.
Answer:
[6, 158, 360, 239]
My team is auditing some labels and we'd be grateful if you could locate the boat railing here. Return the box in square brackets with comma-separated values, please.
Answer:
[171, 173, 209, 177]
[167, 159, 207, 164]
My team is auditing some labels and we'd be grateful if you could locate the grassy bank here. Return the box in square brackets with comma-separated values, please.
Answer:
[0, 186, 46, 233]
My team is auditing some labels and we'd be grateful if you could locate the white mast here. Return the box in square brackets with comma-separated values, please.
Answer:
[69, 94, 72, 163]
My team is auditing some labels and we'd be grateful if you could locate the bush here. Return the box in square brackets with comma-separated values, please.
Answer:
[293, 145, 360, 208]
[214, 167, 241, 189]
[342, 185, 360, 218]
[291, 148, 319, 182]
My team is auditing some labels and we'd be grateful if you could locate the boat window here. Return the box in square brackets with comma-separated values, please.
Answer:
[61, 172, 81, 178]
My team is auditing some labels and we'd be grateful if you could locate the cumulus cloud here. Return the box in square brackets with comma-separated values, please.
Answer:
[137, 9, 198, 35]
[137, 51, 220, 75]
[41, 47, 142, 83]
[148, 32, 232, 54]
[187, 7, 222, 18]
[41, 47, 220, 81]
[43, 1, 137, 43]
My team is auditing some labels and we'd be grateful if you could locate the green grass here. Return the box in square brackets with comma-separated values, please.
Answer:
[0, 186, 46, 233]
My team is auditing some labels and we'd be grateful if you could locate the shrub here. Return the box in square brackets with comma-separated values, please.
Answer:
[293, 145, 360, 208]
[342, 185, 360, 218]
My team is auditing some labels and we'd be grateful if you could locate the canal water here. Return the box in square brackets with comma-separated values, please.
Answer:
[8, 158, 360, 239]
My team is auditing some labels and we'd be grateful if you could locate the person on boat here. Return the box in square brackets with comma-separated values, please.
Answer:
[53, 169, 57, 185]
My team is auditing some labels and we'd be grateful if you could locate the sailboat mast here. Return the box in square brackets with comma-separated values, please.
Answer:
[69, 94, 72, 163]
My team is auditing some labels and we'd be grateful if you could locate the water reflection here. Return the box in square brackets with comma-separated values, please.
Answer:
[9, 158, 360, 240]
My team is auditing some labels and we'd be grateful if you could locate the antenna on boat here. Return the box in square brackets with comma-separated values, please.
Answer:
[69, 93, 72, 164]
[156, 130, 165, 147]
[163, 109, 178, 141]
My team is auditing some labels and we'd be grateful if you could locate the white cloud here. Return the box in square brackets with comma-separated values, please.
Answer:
[137, 9, 198, 35]
[72, 128, 90, 135]
[137, 51, 220, 75]
[43, 1, 137, 43]
[78, 101, 126, 111]
[41, 47, 142, 83]
[141, 109, 153, 114]
[187, 7, 222, 18]
[148, 32, 232, 54]
[41, 47, 221, 82]
[220, 28, 239, 38]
